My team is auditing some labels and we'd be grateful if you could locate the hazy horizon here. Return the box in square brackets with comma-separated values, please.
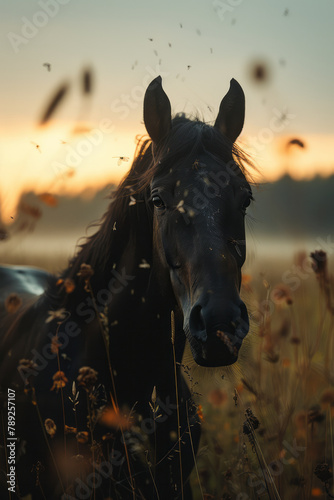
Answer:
[1, 1, 334, 222]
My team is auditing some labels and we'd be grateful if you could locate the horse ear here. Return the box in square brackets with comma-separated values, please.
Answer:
[214, 78, 245, 143]
[144, 76, 171, 145]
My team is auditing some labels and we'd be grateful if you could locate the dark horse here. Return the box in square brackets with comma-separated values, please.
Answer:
[0, 77, 253, 499]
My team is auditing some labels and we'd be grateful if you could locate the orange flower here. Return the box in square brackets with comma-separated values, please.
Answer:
[242, 274, 252, 285]
[51, 371, 68, 391]
[99, 407, 131, 430]
[311, 488, 323, 497]
[241, 274, 252, 292]
[64, 278, 75, 294]
[197, 404, 204, 422]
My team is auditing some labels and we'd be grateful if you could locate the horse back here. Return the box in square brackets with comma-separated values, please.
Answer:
[0, 264, 50, 303]
[0, 265, 52, 383]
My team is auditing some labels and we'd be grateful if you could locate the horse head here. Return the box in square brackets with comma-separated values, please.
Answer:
[144, 76, 252, 367]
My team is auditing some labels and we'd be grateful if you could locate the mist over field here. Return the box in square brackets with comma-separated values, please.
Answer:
[1, 174, 333, 273]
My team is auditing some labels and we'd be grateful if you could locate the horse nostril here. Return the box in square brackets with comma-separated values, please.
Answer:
[189, 304, 207, 341]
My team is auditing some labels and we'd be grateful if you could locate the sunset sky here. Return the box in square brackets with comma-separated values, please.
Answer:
[1, 0, 334, 222]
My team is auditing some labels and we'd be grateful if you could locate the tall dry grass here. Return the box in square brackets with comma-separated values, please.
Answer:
[1, 246, 333, 498]
[189, 250, 334, 500]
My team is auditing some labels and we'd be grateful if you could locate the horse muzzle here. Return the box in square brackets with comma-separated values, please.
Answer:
[186, 298, 249, 367]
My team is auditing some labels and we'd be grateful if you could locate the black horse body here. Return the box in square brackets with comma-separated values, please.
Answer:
[0, 77, 252, 499]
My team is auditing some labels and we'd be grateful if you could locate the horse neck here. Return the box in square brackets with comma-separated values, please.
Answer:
[66, 196, 181, 346]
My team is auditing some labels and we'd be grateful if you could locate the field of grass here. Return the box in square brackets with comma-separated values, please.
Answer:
[1, 243, 333, 499]
[188, 250, 334, 500]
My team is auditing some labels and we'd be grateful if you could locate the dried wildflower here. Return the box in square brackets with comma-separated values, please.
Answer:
[51, 371, 68, 391]
[77, 366, 98, 392]
[68, 383, 79, 411]
[139, 259, 150, 269]
[311, 250, 328, 278]
[76, 431, 89, 444]
[45, 308, 67, 324]
[311, 250, 333, 313]
[272, 283, 293, 305]
[176, 200, 185, 213]
[44, 418, 57, 438]
[50, 335, 61, 354]
[102, 432, 114, 441]
[151, 386, 157, 404]
[18, 359, 38, 385]
[64, 278, 75, 294]
[5, 293, 22, 314]
[65, 425, 77, 434]
[216, 330, 237, 356]
[77, 263, 94, 280]
[208, 388, 228, 408]
[314, 462, 333, 483]
[243, 408, 260, 435]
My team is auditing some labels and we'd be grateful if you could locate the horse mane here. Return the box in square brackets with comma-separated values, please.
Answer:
[64, 114, 255, 280]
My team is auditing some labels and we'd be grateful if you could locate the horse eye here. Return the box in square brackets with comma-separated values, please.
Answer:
[152, 195, 165, 209]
